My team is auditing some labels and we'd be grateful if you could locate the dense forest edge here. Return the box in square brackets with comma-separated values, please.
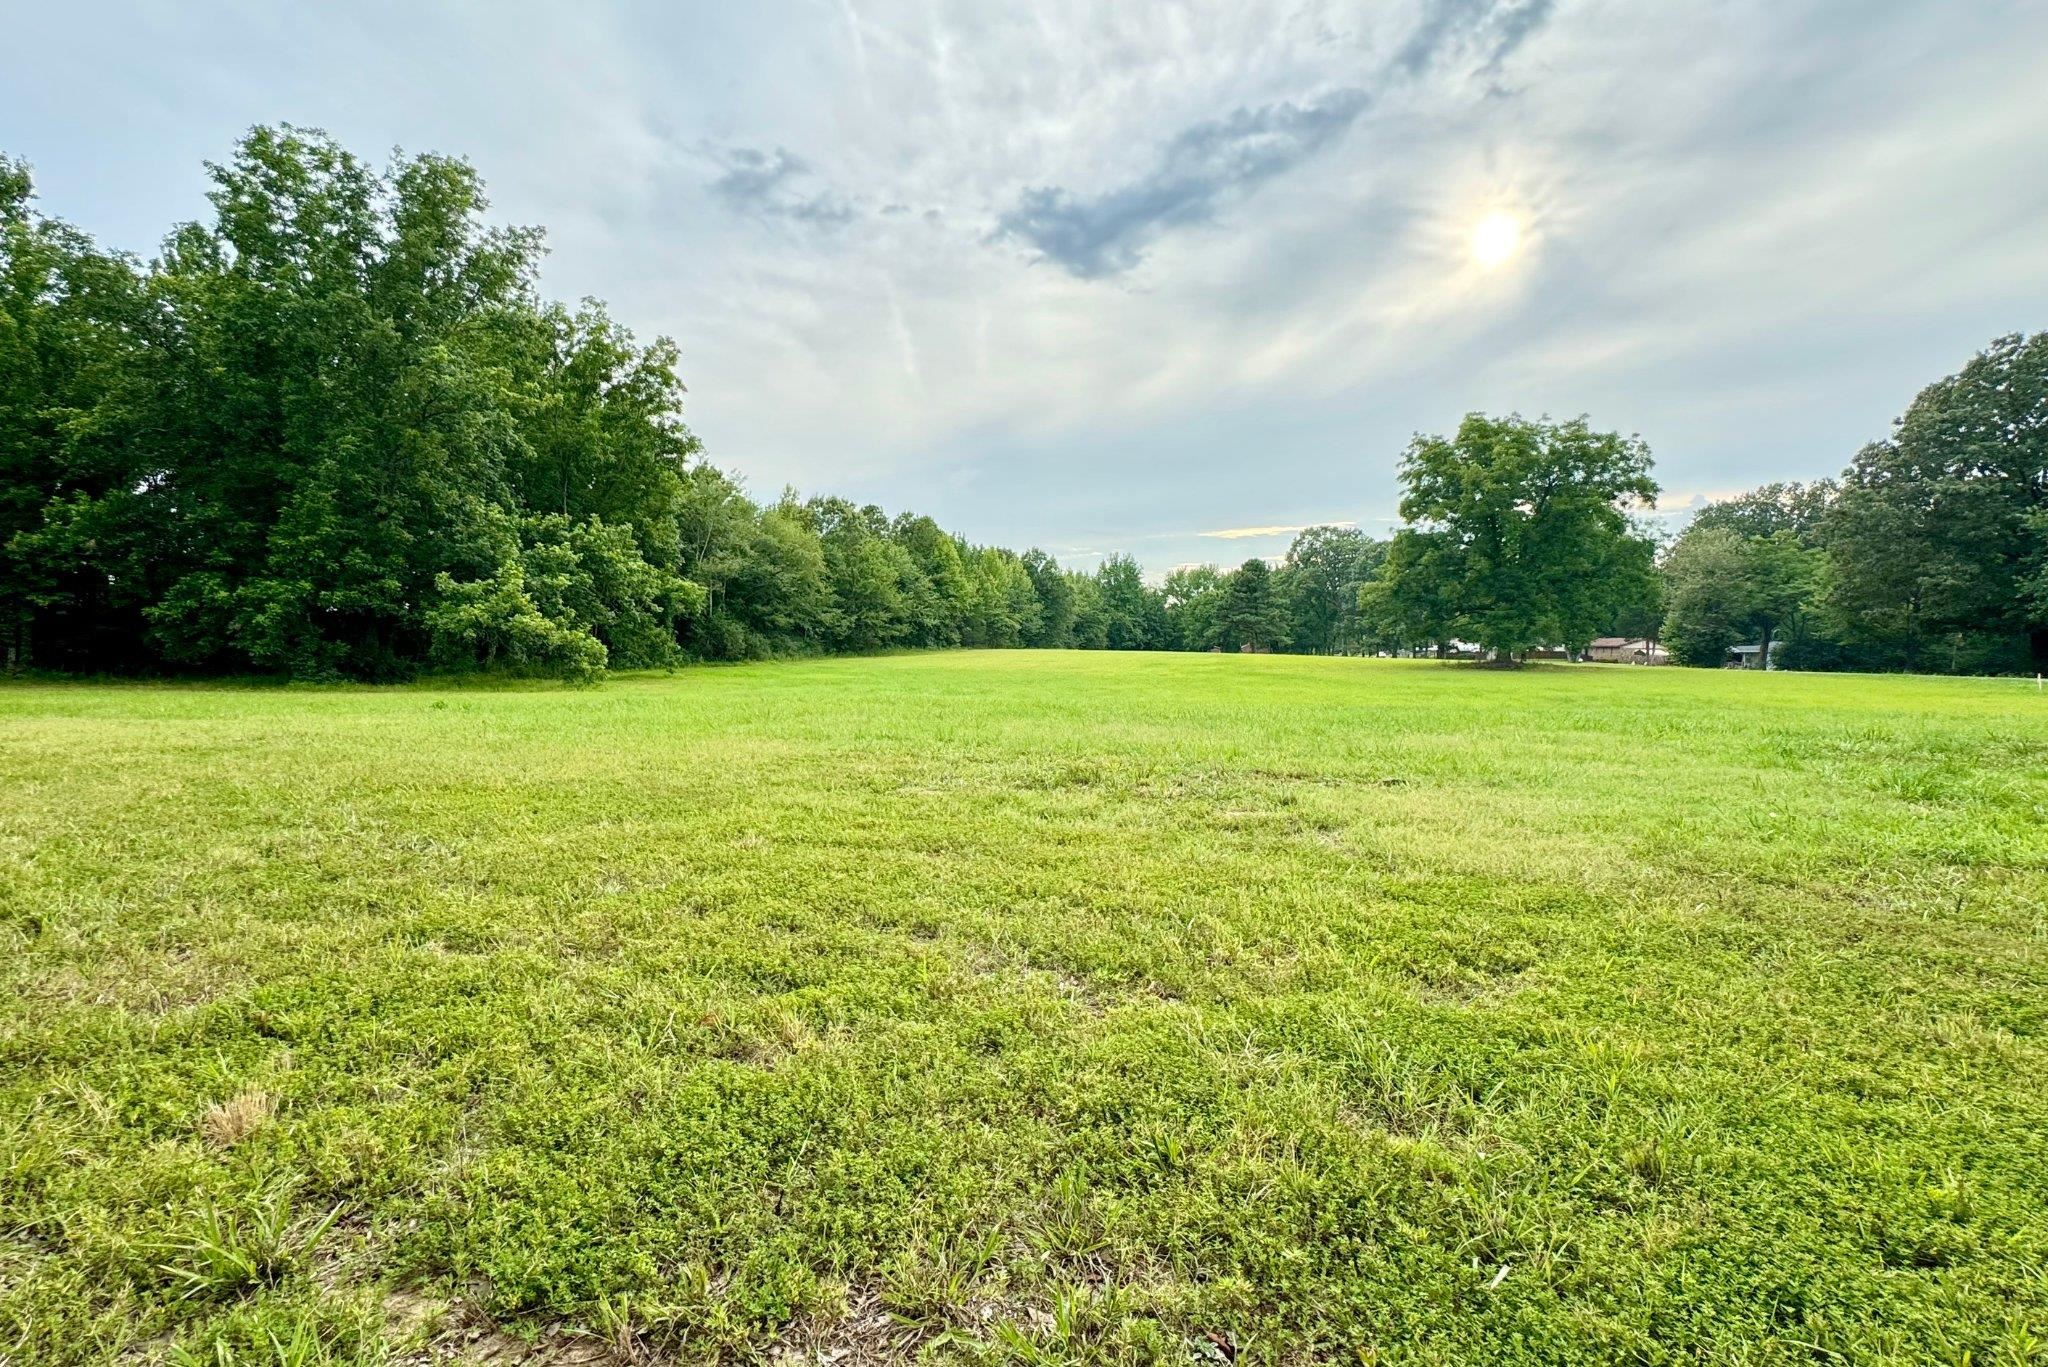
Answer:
[4, 127, 2043, 680]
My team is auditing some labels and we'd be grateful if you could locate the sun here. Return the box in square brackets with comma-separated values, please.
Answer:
[1470, 211, 1523, 269]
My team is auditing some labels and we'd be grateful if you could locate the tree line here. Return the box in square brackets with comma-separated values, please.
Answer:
[1657, 333, 2047, 674]
[0, 128, 1379, 679]
[3, 128, 2041, 679]
[1354, 347, 2047, 677]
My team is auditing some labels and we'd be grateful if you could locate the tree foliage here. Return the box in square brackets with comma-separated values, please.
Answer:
[1371, 414, 1660, 661]
[0, 132, 1102, 678]
[1662, 528, 1816, 668]
[1216, 558, 1289, 652]
[1663, 335, 2046, 675]
[1687, 481, 1837, 545]
[5, 132, 2041, 679]
[1277, 525, 1384, 654]
[2, 128, 713, 678]
[1822, 333, 2047, 672]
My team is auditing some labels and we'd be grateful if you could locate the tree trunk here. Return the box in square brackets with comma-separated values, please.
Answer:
[1758, 624, 1774, 671]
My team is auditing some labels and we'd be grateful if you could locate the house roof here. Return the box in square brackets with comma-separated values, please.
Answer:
[1589, 637, 1635, 648]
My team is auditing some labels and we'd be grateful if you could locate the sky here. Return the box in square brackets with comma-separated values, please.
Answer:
[7, 1, 2047, 576]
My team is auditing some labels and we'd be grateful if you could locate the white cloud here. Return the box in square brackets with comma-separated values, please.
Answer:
[1199, 522, 1356, 540]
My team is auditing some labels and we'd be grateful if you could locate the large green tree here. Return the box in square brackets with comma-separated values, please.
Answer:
[0, 157, 147, 671]
[1824, 333, 2048, 672]
[1662, 527, 1817, 668]
[1020, 549, 1076, 647]
[1095, 554, 1165, 650]
[1216, 558, 1289, 652]
[1688, 481, 1837, 545]
[734, 502, 834, 647]
[1, 128, 1092, 679]
[1065, 571, 1110, 649]
[1162, 565, 1226, 651]
[802, 497, 913, 652]
[8, 127, 713, 679]
[1373, 414, 1659, 662]
[891, 514, 970, 646]
[1279, 525, 1385, 654]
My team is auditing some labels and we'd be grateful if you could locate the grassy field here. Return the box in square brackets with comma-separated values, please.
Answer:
[2, 653, 2044, 1366]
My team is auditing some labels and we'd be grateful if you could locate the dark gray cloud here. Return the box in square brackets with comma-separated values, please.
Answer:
[1397, 0, 1557, 76]
[998, 87, 1371, 279]
[708, 146, 854, 227]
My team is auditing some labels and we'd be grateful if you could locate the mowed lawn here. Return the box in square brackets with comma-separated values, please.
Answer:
[2, 655, 2045, 1366]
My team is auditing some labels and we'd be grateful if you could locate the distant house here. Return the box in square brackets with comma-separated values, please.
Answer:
[1726, 642, 1783, 670]
[1586, 637, 1668, 665]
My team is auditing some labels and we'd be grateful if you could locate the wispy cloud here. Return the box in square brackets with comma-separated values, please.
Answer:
[1199, 521, 1356, 540]
[1398, 0, 1557, 75]
[708, 145, 853, 227]
[989, 0, 1562, 282]
[996, 87, 1371, 279]
[1644, 489, 1742, 522]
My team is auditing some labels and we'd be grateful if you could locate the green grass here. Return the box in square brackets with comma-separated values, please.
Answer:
[3, 652, 2045, 1365]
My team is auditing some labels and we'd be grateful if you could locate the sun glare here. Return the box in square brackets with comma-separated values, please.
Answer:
[1470, 211, 1523, 269]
